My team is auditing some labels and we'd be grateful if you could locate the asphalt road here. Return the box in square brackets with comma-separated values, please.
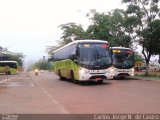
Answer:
[0, 71, 160, 114]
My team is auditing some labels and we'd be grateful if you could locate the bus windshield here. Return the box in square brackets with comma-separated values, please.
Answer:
[78, 43, 112, 69]
[112, 49, 134, 69]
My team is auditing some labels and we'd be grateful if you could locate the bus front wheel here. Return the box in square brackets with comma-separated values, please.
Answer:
[8, 71, 11, 75]
[6, 71, 11, 75]
[97, 80, 103, 84]
[70, 71, 78, 84]
[58, 70, 65, 80]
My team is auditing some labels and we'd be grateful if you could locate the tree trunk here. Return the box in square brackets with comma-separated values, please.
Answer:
[145, 63, 149, 76]
[158, 53, 160, 64]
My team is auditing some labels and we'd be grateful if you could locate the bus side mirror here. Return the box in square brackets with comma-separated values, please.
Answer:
[110, 49, 113, 55]
[74, 59, 78, 64]
[70, 54, 77, 60]
[48, 56, 54, 62]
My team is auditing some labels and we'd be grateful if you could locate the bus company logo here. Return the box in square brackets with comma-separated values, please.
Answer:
[118, 69, 129, 72]
[90, 70, 100, 73]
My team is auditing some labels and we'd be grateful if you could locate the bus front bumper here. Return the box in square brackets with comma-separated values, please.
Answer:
[78, 68, 114, 81]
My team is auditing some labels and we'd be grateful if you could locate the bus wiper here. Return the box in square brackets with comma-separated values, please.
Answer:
[88, 52, 97, 68]
[87, 45, 99, 68]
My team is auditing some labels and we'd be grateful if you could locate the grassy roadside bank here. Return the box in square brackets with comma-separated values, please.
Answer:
[135, 72, 160, 81]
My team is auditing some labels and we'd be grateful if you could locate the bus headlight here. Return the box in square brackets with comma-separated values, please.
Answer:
[80, 69, 89, 74]
[35, 69, 39, 73]
[110, 68, 114, 73]
[131, 68, 134, 72]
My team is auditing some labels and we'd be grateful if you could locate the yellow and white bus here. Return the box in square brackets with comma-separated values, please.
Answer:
[52, 40, 114, 83]
[111, 47, 134, 79]
[0, 61, 18, 75]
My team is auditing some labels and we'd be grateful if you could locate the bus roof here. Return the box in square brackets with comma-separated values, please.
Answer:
[111, 47, 132, 50]
[72, 39, 108, 43]
[54, 40, 108, 53]
[0, 61, 18, 64]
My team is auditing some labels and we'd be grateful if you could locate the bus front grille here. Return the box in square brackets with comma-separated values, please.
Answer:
[117, 73, 129, 76]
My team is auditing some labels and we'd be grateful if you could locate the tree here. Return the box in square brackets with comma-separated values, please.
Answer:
[32, 59, 52, 71]
[122, 0, 160, 76]
[86, 9, 134, 47]
[48, 8, 142, 60]
[59, 22, 85, 44]
[108, 9, 136, 47]
[134, 52, 144, 61]
[142, 19, 160, 66]
[46, 23, 86, 57]
[86, 9, 111, 41]
[142, 20, 160, 53]
[47, 9, 136, 59]
[0, 46, 24, 66]
[0, 46, 2, 51]
[46, 44, 62, 58]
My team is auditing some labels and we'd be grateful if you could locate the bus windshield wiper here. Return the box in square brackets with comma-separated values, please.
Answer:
[87, 45, 100, 68]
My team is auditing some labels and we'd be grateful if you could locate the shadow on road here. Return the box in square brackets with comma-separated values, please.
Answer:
[60, 79, 111, 86]
[112, 77, 139, 81]
[80, 81, 111, 86]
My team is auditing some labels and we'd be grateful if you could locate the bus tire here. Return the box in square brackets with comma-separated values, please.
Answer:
[58, 70, 65, 80]
[5, 71, 10, 75]
[8, 71, 11, 75]
[70, 70, 78, 84]
[98, 80, 103, 84]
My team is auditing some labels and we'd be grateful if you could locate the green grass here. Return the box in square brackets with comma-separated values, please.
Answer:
[135, 75, 160, 80]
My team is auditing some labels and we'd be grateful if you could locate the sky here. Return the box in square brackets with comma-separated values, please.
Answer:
[0, 0, 124, 66]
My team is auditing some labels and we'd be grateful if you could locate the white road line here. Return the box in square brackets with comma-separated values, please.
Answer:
[28, 73, 69, 113]
[36, 83, 69, 114]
